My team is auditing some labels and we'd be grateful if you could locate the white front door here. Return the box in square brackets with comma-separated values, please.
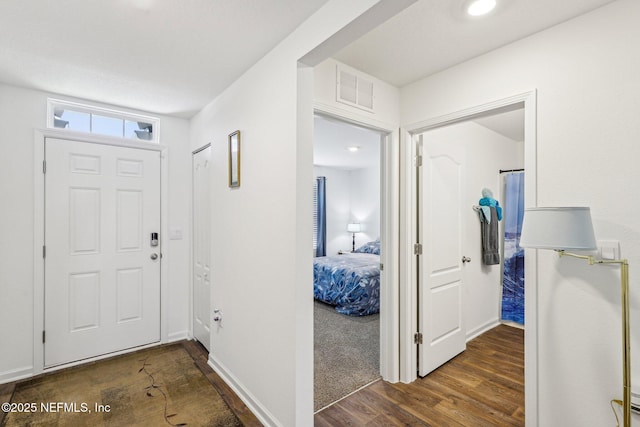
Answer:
[44, 138, 161, 367]
[192, 145, 212, 351]
[417, 133, 467, 376]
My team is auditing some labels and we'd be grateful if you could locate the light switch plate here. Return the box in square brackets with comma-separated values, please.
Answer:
[597, 240, 620, 260]
[169, 227, 183, 240]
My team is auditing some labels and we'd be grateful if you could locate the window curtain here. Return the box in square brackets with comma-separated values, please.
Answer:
[315, 177, 327, 257]
[501, 172, 525, 325]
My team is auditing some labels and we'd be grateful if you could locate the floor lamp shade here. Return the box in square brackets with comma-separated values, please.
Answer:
[519, 207, 597, 251]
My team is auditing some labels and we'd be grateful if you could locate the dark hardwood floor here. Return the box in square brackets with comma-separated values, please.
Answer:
[315, 324, 524, 426]
[1, 326, 522, 427]
[182, 340, 263, 427]
[0, 340, 261, 427]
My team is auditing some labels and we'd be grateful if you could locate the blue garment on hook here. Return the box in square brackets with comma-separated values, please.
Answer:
[479, 197, 502, 221]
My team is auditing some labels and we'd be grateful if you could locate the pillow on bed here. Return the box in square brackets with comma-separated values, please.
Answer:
[354, 239, 380, 255]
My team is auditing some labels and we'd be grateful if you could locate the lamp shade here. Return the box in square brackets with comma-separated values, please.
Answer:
[519, 207, 597, 250]
[347, 223, 362, 233]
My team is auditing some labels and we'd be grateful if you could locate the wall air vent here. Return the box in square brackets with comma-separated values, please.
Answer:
[336, 66, 374, 112]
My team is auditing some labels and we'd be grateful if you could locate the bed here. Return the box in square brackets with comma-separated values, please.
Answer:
[313, 240, 381, 316]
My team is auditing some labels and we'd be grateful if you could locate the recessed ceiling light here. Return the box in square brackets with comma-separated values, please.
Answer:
[467, 0, 496, 16]
[347, 146, 360, 152]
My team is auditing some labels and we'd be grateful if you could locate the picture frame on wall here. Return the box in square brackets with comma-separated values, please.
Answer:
[228, 130, 241, 188]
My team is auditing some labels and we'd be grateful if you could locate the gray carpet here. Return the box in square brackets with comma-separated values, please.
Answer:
[314, 301, 380, 411]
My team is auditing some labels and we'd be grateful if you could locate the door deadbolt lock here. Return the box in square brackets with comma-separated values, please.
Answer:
[150, 232, 159, 247]
[462, 256, 471, 264]
[213, 309, 222, 322]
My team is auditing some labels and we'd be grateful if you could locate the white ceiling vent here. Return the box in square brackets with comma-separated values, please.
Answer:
[336, 66, 374, 112]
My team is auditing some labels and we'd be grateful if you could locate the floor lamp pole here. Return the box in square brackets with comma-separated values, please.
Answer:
[559, 253, 631, 426]
[621, 259, 631, 427]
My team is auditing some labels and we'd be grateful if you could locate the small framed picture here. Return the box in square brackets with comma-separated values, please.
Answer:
[228, 130, 240, 188]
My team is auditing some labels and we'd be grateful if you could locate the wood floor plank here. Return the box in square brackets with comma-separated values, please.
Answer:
[315, 324, 524, 426]
[0, 382, 15, 426]
[183, 340, 263, 427]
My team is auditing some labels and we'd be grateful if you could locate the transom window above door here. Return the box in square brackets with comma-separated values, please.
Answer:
[47, 99, 159, 143]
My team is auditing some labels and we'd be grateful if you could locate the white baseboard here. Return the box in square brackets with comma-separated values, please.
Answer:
[0, 366, 33, 385]
[466, 319, 500, 342]
[167, 331, 189, 343]
[207, 354, 280, 427]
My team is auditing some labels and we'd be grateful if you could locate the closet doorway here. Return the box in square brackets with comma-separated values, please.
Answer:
[312, 113, 386, 412]
[409, 93, 537, 420]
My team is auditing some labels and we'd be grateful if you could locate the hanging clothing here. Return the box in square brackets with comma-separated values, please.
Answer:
[478, 188, 501, 265]
[481, 207, 501, 265]
[479, 197, 503, 221]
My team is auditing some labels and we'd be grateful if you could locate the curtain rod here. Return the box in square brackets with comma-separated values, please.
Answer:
[499, 168, 524, 174]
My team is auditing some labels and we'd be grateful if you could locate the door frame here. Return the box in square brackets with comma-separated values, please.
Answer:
[400, 90, 538, 426]
[314, 102, 400, 382]
[32, 128, 169, 375]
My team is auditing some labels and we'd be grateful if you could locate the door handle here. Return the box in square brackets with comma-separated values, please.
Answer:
[462, 256, 471, 264]
[150, 253, 158, 260]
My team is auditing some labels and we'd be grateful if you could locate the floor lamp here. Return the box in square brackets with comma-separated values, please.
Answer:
[519, 207, 631, 427]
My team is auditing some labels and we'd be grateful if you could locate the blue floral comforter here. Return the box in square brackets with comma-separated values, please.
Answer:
[313, 253, 380, 316]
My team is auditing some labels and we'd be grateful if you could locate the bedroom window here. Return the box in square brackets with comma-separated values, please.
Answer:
[47, 99, 159, 143]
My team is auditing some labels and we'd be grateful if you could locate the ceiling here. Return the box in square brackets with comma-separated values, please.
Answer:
[0, 0, 328, 118]
[334, 0, 617, 88]
[0, 0, 617, 119]
[314, 115, 381, 170]
[474, 108, 524, 141]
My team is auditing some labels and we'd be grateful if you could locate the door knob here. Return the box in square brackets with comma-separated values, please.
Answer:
[150, 253, 158, 260]
[462, 256, 471, 264]
[213, 309, 222, 322]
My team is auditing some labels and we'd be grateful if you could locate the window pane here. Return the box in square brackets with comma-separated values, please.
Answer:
[55, 109, 90, 133]
[92, 114, 123, 138]
[48, 100, 158, 143]
[126, 120, 153, 141]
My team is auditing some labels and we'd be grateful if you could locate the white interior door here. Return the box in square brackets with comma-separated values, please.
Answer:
[417, 133, 467, 376]
[44, 138, 161, 367]
[192, 145, 212, 351]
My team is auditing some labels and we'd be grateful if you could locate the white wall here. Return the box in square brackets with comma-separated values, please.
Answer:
[422, 122, 523, 338]
[0, 83, 191, 381]
[314, 58, 400, 129]
[314, 164, 381, 256]
[188, 2, 414, 425]
[400, 1, 640, 425]
[350, 164, 381, 245]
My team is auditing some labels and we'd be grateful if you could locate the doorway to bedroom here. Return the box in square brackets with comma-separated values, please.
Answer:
[312, 113, 383, 411]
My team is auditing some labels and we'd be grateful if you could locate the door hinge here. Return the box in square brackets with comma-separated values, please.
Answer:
[42, 330, 46, 343]
[415, 155, 423, 167]
[380, 263, 384, 271]
[414, 332, 423, 345]
[414, 243, 422, 255]
[43, 160, 46, 174]
[43, 245, 46, 258]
